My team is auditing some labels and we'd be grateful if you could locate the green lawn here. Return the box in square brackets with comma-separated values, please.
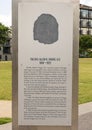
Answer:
[0, 118, 12, 125]
[0, 60, 92, 104]
[79, 58, 92, 104]
[0, 61, 12, 100]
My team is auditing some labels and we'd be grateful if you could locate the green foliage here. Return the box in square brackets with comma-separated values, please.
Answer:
[79, 35, 92, 57]
[0, 61, 12, 100]
[79, 58, 92, 104]
[0, 23, 11, 44]
[88, 51, 92, 58]
[0, 118, 12, 125]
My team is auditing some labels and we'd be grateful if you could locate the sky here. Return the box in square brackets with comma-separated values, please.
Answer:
[0, 0, 11, 27]
[80, 0, 92, 5]
[0, 0, 92, 27]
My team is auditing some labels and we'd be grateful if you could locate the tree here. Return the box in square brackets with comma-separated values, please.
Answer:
[79, 35, 92, 57]
[0, 23, 11, 45]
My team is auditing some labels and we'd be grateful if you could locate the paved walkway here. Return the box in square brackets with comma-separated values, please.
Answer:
[79, 102, 92, 116]
[0, 101, 92, 130]
[79, 112, 92, 130]
[0, 123, 12, 130]
[0, 101, 12, 118]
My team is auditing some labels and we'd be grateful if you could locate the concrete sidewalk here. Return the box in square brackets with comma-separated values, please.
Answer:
[0, 101, 12, 118]
[79, 112, 92, 130]
[0, 101, 92, 130]
[79, 102, 92, 116]
[0, 123, 12, 130]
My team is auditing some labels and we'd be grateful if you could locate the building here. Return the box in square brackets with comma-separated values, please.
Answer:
[0, 4, 92, 61]
[80, 4, 92, 35]
[0, 38, 12, 61]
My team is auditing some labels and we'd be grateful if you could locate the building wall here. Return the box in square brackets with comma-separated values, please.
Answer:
[0, 4, 92, 61]
[0, 39, 12, 61]
[0, 46, 3, 61]
[80, 4, 92, 35]
[1, 54, 12, 61]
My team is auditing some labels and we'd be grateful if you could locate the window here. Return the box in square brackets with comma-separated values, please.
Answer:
[88, 29, 92, 35]
[89, 11, 92, 18]
[80, 9, 88, 18]
[88, 20, 92, 28]
[5, 55, 8, 61]
[80, 19, 88, 28]
[81, 28, 88, 35]
[0, 55, 2, 60]
[3, 47, 11, 54]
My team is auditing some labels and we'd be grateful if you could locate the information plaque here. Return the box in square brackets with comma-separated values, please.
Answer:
[18, 2, 73, 126]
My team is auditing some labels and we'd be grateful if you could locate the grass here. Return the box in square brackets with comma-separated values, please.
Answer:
[0, 118, 12, 125]
[0, 61, 12, 100]
[0, 60, 92, 104]
[79, 58, 92, 104]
